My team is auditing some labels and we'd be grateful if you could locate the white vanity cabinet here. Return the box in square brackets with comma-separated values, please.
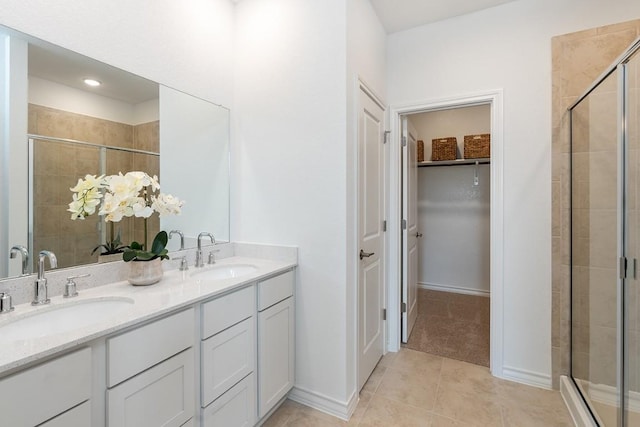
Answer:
[257, 271, 295, 419]
[200, 284, 257, 427]
[0, 347, 92, 426]
[106, 308, 195, 427]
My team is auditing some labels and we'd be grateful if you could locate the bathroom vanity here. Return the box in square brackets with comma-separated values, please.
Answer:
[0, 249, 296, 427]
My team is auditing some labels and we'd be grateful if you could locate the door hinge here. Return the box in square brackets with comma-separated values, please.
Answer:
[384, 131, 390, 144]
[620, 257, 628, 279]
[402, 219, 406, 230]
[401, 302, 407, 313]
[402, 136, 407, 147]
[382, 308, 387, 320]
[383, 220, 387, 232]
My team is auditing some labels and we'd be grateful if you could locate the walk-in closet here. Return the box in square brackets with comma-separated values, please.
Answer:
[401, 104, 491, 367]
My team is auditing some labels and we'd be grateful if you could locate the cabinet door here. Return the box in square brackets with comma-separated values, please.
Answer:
[258, 297, 294, 418]
[201, 316, 255, 407]
[203, 373, 255, 427]
[107, 348, 194, 427]
[39, 401, 91, 427]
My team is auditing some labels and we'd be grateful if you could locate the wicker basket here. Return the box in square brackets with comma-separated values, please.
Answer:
[417, 140, 424, 162]
[464, 134, 490, 159]
[431, 137, 458, 161]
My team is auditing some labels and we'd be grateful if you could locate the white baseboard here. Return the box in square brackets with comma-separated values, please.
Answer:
[588, 381, 640, 413]
[287, 386, 358, 421]
[418, 282, 490, 297]
[560, 376, 598, 427]
[501, 366, 552, 389]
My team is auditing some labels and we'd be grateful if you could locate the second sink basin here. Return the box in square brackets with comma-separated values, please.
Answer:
[190, 264, 258, 280]
[0, 297, 135, 342]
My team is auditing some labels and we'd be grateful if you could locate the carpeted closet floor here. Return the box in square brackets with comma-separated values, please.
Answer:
[404, 288, 490, 367]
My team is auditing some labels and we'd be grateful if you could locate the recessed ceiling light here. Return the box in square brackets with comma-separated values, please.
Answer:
[83, 78, 101, 87]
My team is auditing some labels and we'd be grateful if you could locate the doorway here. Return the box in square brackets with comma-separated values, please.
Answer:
[387, 90, 504, 377]
[400, 105, 491, 366]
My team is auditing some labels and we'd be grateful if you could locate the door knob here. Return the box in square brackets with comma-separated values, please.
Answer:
[360, 249, 375, 260]
[415, 232, 423, 238]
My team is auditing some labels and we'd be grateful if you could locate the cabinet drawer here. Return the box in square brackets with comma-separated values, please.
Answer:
[258, 270, 294, 311]
[0, 347, 91, 427]
[202, 317, 255, 407]
[107, 348, 195, 427]
[202, 285, 255, 339]
[203, 373, 256, 427]
[107, 308, 194, 387]
[40, 400, 91, 427]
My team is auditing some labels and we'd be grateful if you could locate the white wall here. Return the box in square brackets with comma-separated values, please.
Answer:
[387, 0, 640, 383]
[0, 0, 235, 107]
[234, 0, 386, 415]
[410, 107, 490, 295]
[234, 0, 350, 408]
[346, 0, 387, 410]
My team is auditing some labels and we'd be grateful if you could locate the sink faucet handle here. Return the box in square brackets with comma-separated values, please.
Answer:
[207, 249, 221, 265]
[64, 274, 90, 298]
[179, 256, 189, 271]
[0, 293, 14, 314]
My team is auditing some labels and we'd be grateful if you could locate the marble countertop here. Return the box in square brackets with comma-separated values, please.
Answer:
[0, 256, 295, 376]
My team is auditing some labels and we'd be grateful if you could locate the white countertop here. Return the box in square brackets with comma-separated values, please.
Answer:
[0, 256, 295, 375]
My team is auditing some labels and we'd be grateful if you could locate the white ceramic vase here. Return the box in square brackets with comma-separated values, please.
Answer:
[127, 258, 163, 286]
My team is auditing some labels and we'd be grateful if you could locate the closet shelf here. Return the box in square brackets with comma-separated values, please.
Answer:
[418, 158, 490, 167]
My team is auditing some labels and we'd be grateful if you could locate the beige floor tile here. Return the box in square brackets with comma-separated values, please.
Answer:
[378, 351, 399, 368]
[262, 400, 302, 426]
[361, 365, 387, 394]
[390, 348, 443, 378]
[501, 402, 574, 427]
[376, 366, 439, 410]
[433, 386, 503, 426]
[439, 357, 501, 396]
[428, 414, 473, 427]
[358, 395, 431, 427]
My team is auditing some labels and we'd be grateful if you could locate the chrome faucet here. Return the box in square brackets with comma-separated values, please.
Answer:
[195, 232, 216, 268]
[33, 250, 57, 305]
[10, 245, 30, 275]
[169, 230, 185, 250]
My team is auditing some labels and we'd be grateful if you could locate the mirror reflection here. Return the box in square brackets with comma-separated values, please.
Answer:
[0, 26, 230, 279]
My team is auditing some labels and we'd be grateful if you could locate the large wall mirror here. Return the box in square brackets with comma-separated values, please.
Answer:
[0, 25, 230, 279]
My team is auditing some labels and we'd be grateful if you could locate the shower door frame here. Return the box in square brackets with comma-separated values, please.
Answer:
[568, 36, 640, 427]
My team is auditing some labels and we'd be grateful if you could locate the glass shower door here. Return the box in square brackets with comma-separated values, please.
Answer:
[571, 68, 622, 426]
[624, 49, 640, 427]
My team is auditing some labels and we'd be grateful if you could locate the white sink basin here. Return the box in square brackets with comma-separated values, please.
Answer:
[190, 264, 258, 280]
[0, 297, 134, 341]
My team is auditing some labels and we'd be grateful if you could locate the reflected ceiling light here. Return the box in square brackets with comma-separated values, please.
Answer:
[83, 78, 101, 87]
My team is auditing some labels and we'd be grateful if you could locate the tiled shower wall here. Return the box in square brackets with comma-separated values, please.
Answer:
[551, 20, 640, 389]
[29, 104, 159, 270]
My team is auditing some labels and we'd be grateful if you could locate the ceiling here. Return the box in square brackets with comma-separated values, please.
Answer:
[370, 0, 519, 33]
[28, 39, 158, 105]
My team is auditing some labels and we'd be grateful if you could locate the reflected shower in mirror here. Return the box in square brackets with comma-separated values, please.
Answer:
[0, 24, 230, 279]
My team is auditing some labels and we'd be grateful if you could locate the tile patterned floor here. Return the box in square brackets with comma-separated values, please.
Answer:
[405, 289, 490, 367]
[264, 348, 574, 426]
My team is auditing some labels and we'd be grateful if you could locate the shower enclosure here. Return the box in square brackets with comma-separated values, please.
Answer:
[569, 37, 640, 426]
[28, 135, 160, 272]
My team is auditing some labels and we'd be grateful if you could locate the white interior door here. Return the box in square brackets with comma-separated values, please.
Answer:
[358, 86, 385, 390]
[402, 117, 419, 343]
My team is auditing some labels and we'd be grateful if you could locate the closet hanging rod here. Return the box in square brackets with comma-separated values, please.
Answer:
[418, 158, 490, 168]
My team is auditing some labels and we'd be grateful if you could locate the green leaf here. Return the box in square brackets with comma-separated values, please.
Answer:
[151, 231, 168, 254]
[134, 251, 155, 261]
[122, 250, 137, 262]
[130, 241, 143, 250]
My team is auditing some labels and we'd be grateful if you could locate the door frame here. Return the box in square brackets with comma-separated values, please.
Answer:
[387, 89, 504, 378]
